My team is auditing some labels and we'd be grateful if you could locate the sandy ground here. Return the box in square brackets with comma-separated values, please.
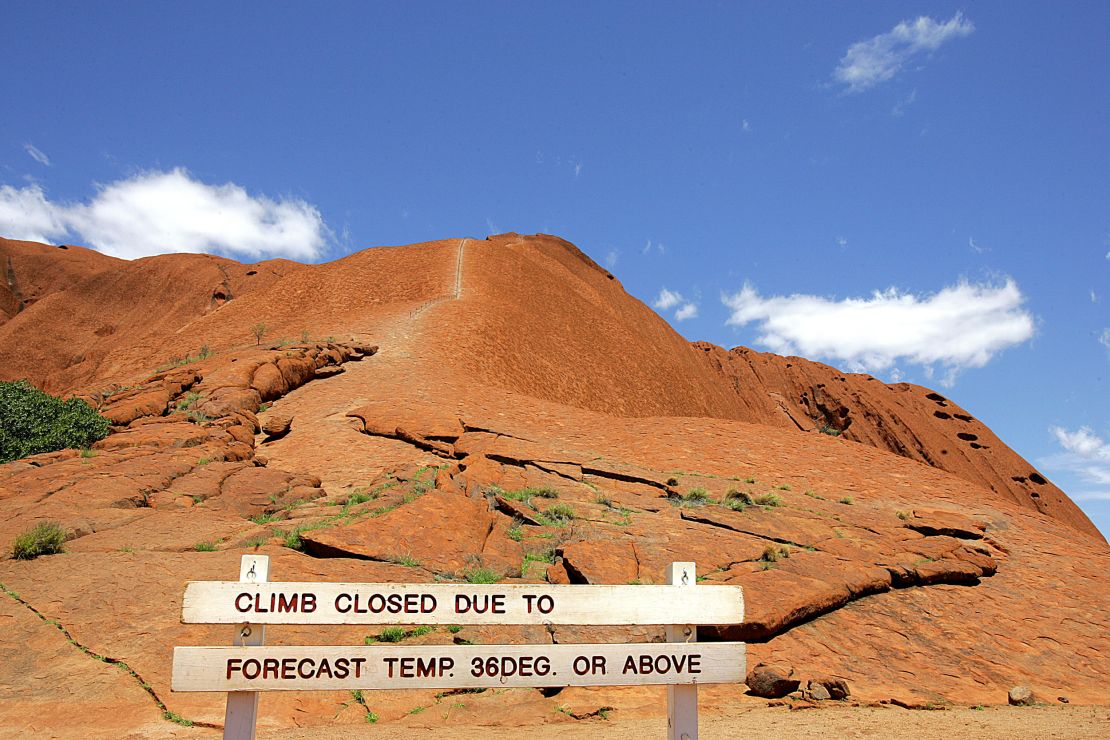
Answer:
[257, 705, 1110, 740]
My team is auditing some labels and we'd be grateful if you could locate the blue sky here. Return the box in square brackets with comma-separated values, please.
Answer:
[2, 2, 1108, 537]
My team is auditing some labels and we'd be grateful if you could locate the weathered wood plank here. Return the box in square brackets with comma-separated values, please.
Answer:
[172, 642, 746, 692]
[182, 582, 744, 626]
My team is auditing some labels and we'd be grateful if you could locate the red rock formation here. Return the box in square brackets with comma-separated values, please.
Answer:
[692, 343, 1103, 541]
[0, 232, 1107, 735]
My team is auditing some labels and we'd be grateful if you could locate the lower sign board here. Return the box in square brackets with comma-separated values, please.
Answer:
[172, 642, 746, 692]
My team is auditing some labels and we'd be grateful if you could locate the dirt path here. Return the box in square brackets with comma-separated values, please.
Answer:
[255, 238, 469, 493]
[259, 705, 1110, 740]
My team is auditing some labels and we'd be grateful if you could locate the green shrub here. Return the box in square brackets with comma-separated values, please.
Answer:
[377, 627, 407, 643]
[684, 488, 711, 504]
[751, 492, 783, 507]
[542, 503, 575, 524]
[194, 541, 217, 552]
[282, 527, 304, 550]
[839, 496, 854, 505]
[501, 487, 558, 509]
[464, 567, 500, 584]
[761, 545, 790, 562]
[174, 391, 200, 413]
[725, 497, 748, 512]
[0, 381, 110, 464]
[163, 710, 193, 727]
[12, 521, 68, 559]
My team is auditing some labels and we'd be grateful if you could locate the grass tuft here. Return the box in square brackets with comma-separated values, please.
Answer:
[751, 492, 783, 507]
[464, 567, 500, 584]
[12, 521, 67, 560]
[163, 710, 193, 727]
[540, 503, 575, 525]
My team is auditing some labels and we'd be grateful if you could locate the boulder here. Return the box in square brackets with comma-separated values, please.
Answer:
[262, 412, 293, 438]
[810, 677, 850, 700]
[805, 682, 831, 701]
[1008, 685, 1035, 706]
[746, 664, 800, 699]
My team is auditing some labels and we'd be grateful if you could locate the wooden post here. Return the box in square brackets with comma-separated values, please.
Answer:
[666, 561, 697, 740]
[224, 555, 268, 740]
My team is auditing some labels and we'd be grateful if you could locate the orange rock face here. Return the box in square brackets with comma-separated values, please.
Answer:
[0, 233, 1107, 735]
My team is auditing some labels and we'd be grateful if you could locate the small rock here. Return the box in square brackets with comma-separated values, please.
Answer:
[807, 682, 831, 701]
[746, 664, 801, 699]
[262, 413, 292, 438]
[1008, 685, 1035, 706]
[1057, 696, 1069, 704]
[810, 677, 851, 700]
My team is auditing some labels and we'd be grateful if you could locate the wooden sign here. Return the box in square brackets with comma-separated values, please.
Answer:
[182, 581, 744, 626]
[173, 557, 745, 740]
[172, 642, 746, 692]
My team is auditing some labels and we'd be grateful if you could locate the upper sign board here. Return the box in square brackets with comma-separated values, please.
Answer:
[182, 581, 744, 626]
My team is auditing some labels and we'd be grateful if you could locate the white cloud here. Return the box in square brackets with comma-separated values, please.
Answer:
[654, 288, 683, 311]
[741, 118, 751, 133]
[1042, 426, 1110, 500]
[836, 236, 848, 249]
[24, 143, 51, 166]
[835, 12, 974, 93]
[1051, 426, 1110, 460]
[0, 183, 69, 244]
[0, 168, 329, 260]
[722, 279, 1034, 383]
[604, 249, 618, 269]
[674, 302, 698, 321]
[1100, 328, 1110, 351]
